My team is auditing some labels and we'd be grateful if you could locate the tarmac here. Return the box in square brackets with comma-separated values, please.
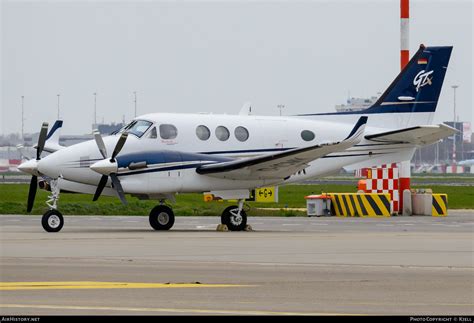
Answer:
[1, 211, 473, 316]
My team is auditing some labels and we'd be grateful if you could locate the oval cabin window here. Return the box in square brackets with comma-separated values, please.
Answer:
[159, 124, 178, 140]
[215, 126, 230, 141]
[196, 125, 211, 141]
[234, 126, 249, 142]
[301, 130, 315, 141]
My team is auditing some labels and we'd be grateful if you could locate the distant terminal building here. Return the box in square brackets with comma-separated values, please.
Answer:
[335, 96, 378, 113]
[93, 122, 125, 135]
[20, 122, 125, 147]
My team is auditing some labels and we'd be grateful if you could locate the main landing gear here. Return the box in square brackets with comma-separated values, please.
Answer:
[147, 199, 248, 232]
[221, 199, 248, 231]
[149, 204, 175, 231]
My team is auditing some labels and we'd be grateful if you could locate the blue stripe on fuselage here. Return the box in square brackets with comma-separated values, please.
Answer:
[116, 150, 233, 168]
[199, 147, 293, 155]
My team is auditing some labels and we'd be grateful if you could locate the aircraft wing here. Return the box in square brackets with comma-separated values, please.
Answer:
[365, 124, 457, 145]
[196, 116, 367, 180]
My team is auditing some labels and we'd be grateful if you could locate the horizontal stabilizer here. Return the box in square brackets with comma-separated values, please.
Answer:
[365, 124, 457, 145]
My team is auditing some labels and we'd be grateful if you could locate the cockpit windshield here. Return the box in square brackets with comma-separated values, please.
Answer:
[118, 120, 153, 138]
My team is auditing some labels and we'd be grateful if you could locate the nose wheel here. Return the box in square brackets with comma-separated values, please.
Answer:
[42, 209, 64, 232]
[40, 178, 64, 232]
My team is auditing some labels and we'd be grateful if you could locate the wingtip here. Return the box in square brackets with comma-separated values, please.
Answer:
[344, 116, 368, 140]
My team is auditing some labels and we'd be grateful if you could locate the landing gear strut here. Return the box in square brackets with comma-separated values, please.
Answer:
[221, 199, 247, 231]
[149, 204, 175, 231]
[41, 178, 64, 232]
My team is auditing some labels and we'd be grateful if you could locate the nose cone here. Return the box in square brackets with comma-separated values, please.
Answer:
[37, 154, 62, 178]
[18, 159, 39, 176]
[90, 159, 118, 175]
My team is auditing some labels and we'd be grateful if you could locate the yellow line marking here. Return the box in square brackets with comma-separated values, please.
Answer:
[348, 301, 474, 307]
[0, 281, 250, 291]
[0, 304, 363, 316]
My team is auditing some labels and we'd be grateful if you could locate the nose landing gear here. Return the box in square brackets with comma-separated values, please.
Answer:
[41, 178, 64, 232]
[42, 209, 64, 232]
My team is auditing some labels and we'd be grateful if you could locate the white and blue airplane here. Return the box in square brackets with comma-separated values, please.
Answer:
[19, 44, 456, 232]
[458, 159, 474, 167]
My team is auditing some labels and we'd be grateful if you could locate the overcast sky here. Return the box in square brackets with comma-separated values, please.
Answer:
[1, 0, 472, 135]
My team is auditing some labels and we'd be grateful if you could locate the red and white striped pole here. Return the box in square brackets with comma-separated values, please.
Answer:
[400, 0, 410, 69]
[399, 0, 411, 214]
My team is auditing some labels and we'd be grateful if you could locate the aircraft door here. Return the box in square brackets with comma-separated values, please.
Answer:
[148, 150, 183, 193]
[259, 119, 290, 149]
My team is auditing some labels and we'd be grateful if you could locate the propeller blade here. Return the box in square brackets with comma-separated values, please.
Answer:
[27, 175, 38, 212]
[93, 130, 108, 159]
[92, 175, 109, 201]
[111, 132, 128, 162]
[36, 122, 49, 160]
[110, 173, 127, 205]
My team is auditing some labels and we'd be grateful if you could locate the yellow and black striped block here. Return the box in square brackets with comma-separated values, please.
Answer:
[330, 193, 391, 217]
[432, 194, 448, 216]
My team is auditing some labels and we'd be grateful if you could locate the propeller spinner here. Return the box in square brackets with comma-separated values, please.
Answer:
[90, 131, 129, 204]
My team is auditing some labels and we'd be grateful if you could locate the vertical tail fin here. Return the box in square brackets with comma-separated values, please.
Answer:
[297, 45, 453, 128]
[43, 120, 64, 152]
[366, 44, 453, 114]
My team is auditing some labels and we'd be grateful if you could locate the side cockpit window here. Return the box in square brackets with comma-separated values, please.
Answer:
[159, 124, 178, 140]
[148, 127, 157, 139]
[123, 120, 153, 138]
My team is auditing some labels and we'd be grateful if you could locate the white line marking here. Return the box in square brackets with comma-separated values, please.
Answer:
[0, 303, 362, 316]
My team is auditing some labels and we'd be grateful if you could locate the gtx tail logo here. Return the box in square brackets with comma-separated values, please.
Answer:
[413, 70, 434, 92]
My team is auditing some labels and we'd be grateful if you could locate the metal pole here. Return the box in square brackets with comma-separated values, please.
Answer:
[452, 85, 459, 122]
[93, 92, 97, 127]
[134, 91, 137, 118]
[21, 96, 24, 141]
[451, 85, 459, 164]
[435, 141, 439, 165]
[277, 104, 285, 116]
[57, 94, 60, 119]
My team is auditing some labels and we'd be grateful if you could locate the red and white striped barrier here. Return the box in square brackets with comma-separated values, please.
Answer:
[365, 164, 400, 214]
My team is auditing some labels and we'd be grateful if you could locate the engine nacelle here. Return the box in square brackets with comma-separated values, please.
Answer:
[38, 180, 51, 192]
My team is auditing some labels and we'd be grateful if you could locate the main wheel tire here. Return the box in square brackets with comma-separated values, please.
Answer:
[41, 209, 64, 232]
[149, 205, 175, 231]
[221, 206, 247, 231]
